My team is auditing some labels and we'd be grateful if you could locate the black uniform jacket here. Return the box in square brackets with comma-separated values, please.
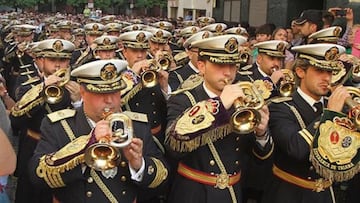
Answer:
[165, 83, 273, 203]
[29, 107, 169, 203]
[263, 90, 332, 203]
[168, 62, 197, 91]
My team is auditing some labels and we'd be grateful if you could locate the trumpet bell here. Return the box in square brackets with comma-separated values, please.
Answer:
[231, 108, 261, 134]
[84, 113, 133, 171]
[44, 86, 64, 104]
[85, 143, 121, 171]
[279, 82, 294, 97]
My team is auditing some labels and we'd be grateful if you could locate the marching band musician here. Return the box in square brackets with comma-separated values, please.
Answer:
[28, 59, 169, 203]
[262, 43, 349, 203]
[10, 39, 79, 203]
[165, 34, 273, 203]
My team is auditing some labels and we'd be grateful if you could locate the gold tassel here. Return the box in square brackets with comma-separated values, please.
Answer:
[11, 97, 45, 117]
[166, 124, 233, 152]
[121, 83, 143, 106]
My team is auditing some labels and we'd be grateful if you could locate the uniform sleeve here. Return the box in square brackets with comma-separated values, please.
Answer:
[28, 117, 88, 189]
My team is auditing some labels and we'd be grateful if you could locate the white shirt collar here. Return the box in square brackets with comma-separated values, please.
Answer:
[188, 61, 199, 73]
[256, 62, 269, 77]
[297, 87, 324, 111]
[203, 82, 218, 98]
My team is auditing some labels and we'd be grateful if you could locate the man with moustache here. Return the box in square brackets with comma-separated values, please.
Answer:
[242, 40, 288, 98]
[262, 43, 350, 203]
[28, 59, 169, 203]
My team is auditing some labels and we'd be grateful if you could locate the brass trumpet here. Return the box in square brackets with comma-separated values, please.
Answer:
[279, 69, 295, 97]
[345, 87, 360, 129]
[85, 112, 133, 171]
[230, 81, 265, 134]
[141, 58, 168, 88]
[239, 47, 251, 65]
[43, 68, 70, 104]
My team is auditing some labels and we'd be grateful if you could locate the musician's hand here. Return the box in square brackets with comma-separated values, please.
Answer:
[131, 60, 148, 75]
[270, 69, 284, 84]
[220, 83, 245, 110]
[94, 120, 111, 142]
[327, 85, 350, 112]
[44, 75, 61, 87]
[123, 138, 143, 171]
[157, 70, 169, 93]
[65, 81, 81, 102]
[255, 105, 269, 137]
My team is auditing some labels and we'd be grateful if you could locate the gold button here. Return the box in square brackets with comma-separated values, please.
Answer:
[235, 161, 239, 165]
[307, 177, 312, 180]
[154, 120, 157, 124]
[122, 190, 126, 195]
[120, 161, 126, 167]
[153, 111, 157, 114]
[121, 176, 127, 182]
[209, 160, 215, 166]
[152, 102, 155, 105]
[151, 92, 155, 96]
[87, 177, 93, 183]
[210, 172, 215, 175]
[86, 191, 92, 197]
[235, 148, 239, 151]
[236, 137, 240, 141]
[309, 166, 314, 170]
[136, 102, 139, 106]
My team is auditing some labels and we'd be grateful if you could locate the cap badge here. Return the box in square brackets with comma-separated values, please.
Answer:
[191, 27, 198, 34]
[202, 31, 210, 39]
[133, 25, 139, 30]
[155, 30, 163, 38]
[159, 22, 165, 29]
[52, 40, 64, 52]
[204, 18, 209, 23]
[236, 28, 241, 35]
[100, 63, 117, 81]
[224, 37, 238, 54]
[103, 37, 111, 45]
[334, 27, 341, 37]
[277, 42, 286, 53]
[92, 24, 99, 31]
[325, 47, 340, 61]
[215, 24, 223, 33]
[136, 32, 146, 42]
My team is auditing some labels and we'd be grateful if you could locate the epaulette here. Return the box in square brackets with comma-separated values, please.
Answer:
[171, 74, 203, 95]
[270, 96, 292, 103]
[123, 111, 148, 123]
[11, 83, 44, 117]
[21, 76, 40, 86]
[238, 70, 252, 75]
[20, 64, 32, 69]
[47, 109, 76, 123]
[240, 64, 253, 71]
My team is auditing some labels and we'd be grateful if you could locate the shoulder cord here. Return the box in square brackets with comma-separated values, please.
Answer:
[183, 90, 237, 202]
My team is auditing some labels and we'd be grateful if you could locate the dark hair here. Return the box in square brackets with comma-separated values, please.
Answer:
[255, 23, 274, 35]
[322, 11, 335, 27]
[292, 58, 311, 86]
[271, 27, 286, 40]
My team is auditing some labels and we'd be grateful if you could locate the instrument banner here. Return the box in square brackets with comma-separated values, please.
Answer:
[310, 109, 360, 182]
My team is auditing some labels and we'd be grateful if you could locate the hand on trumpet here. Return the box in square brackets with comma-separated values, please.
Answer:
[65, 81, 81, 102]
[44, 74, 63, 87]
[327, 85, 351, 112]
[220, 78, 245, 110]
[254, 105, 270, 138]
[132, 59, 149, 75]
[123, 138, 144, 172]
[270, 68, 285, 84]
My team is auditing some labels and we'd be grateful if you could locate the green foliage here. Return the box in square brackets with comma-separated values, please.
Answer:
[135, 0, 166, 8]
[66, 0, 87, 7]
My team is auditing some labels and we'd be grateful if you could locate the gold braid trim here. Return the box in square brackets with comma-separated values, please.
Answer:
[36, 154, 84, 188]
[166, 124, 233, 153]
[148, 157, 168, 188]
[90, 169, 119, 203]
[11, 83, 45, 117]
[310, 149, 360, 182]
[252, 140, 274, 160]
[11, 97, 44, 117]
[121, 83, 143, 106]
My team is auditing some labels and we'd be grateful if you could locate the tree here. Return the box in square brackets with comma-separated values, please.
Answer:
[135, 0, 166, 16]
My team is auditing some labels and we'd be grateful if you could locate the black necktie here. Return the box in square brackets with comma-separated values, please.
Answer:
[314, 102, 323, 116]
